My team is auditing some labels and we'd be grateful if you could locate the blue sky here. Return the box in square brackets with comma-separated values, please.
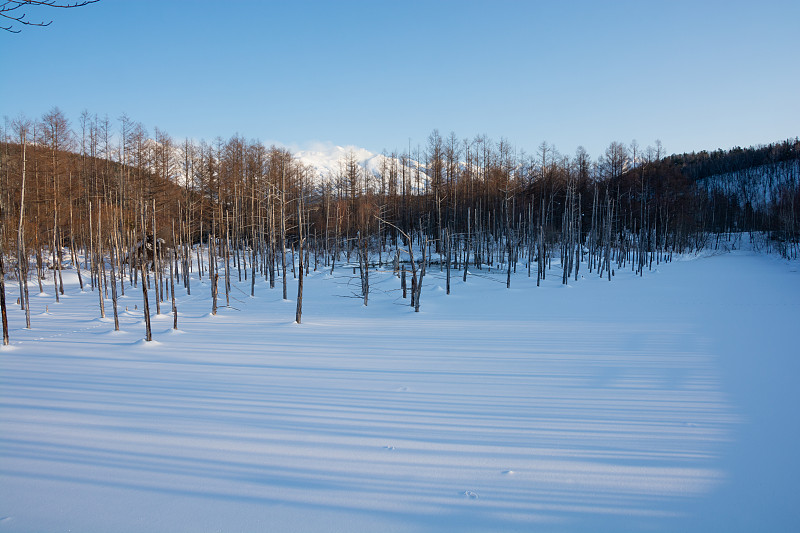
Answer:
[1, 0, 798, 159]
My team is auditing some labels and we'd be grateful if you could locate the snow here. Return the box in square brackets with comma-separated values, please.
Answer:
[294, 142, 429, 189]
[698, 159, 800, 208]
[1, 246, 799, 532]
[294, 143, 378, 178]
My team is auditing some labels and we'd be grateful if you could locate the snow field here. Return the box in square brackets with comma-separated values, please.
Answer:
[0, 248, 798, 532]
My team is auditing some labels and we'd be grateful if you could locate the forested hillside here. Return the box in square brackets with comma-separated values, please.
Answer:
[1, 110, 798, 343]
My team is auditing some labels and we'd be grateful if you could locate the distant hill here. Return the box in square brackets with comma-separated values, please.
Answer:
[665, 138, 799, 183]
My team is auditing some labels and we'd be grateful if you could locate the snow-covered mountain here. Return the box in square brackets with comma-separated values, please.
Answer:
[294, 143, 429, 190]
[294, 144, 376, 179]
[138, 138, 431, 192]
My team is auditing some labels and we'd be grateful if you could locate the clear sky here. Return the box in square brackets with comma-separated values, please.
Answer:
[2, 0, 798, 160]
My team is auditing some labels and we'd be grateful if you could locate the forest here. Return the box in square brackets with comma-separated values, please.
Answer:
[1, 109, 799, 344]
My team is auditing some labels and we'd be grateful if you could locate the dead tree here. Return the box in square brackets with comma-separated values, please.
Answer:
[414, 232, 426, 313]
[445, 226, 451, 295]
[1, 231, 9, 345]
[357, 231, 369, 306]
[210, 218, 218, 315]
[139, 205, 152, 341]
[16, 125, 31, 328]
[152, 199, 161, 315]
[280, 164, 288, 300]
[109, 230, 120, 331]
[95, 204, 104, 317]
[170, 247, 178, 330]
[296, 195, 305, 323]
[463, 206, 470, 282]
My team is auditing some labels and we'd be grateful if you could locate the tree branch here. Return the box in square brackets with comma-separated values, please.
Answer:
[1, 0, 99, 32]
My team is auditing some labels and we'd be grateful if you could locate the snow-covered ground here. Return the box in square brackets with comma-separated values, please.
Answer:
[1, 246, 798, 532]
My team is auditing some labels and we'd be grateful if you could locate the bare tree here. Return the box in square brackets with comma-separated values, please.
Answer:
[14, 118, 31, 328]
[1, 0, 99, 33]
[0, 205, 9, 345]
[600, 141, 629, 181]
[295, 188, 305, 323]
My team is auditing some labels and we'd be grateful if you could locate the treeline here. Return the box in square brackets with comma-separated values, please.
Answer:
[666, 139, 799, 182]
[646, 138, 800, 236]
[1, 109, 798, 343]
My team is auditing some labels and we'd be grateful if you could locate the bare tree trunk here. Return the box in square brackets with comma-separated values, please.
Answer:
[296, 197, 304, 324]
[21, 253, 30, 328]
[505, 199, 512, 289]
[224, 211, 231, 307]
[537, 224, 544, 287]
[445, 227, 451, 295]
[281, 167, 288, 300]
[463, 207, 470, 282]
[140, 256, 152, 341]
[17, 134, 31, 328]
[0, 242, 9, 345]
[96, 206, 105, 318]
[250, 238, 256, 297]
[52, 218, 60, 302]
[153, 199, 161, 315]
[35, 248, 44, 294]
[414, 235, 426, 313]
[211, 221, 218, 315]
[69, 201, 83, 290]
[116, 203, 125, 298]
[196, 222, 203, 282]
[410, 268, 416, 308]
[359, 236, 369, 306]
[88, 200, 94, 291]
[109, 233, 120, 331]
[56, 227, 64, 295]
[183, 219, 192, 295]
[139, 207, 152, 342]
[170, 248, 178, 330]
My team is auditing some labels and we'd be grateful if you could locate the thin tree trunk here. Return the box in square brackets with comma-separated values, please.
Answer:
[109, 233, 120, 331]
[17, 135, 31, 328]
[96, 208, 105, 318]
[224, 212, 231, 307]
[153, 199, 161, 315]
[445, 227, 451, 295]
[52, 219, 60, 302]
[414, 235, 426, 313]
[140, 208, 152, 342]
[70, 203, 83, 290]
[0, 244, 9, 345]
[296, 198, 304, 324]
[463, 207, 470, 282]
[171, 248, 178, 330]
[281, 167, 288, 300]
[211, 222, 218, 316]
